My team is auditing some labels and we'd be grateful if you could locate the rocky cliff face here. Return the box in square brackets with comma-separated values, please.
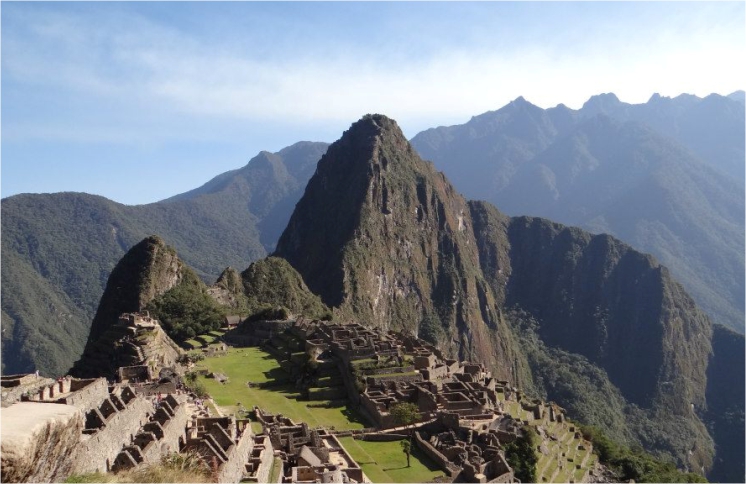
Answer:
[275, 115, 530, 384]
[208, 267, 248, 308]
[274, 114, 718, 473]
[704, 326, 745, 482]
[501, 214, 711, 414]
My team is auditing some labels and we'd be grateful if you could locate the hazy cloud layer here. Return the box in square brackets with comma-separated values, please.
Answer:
[2, 2, 744, 203]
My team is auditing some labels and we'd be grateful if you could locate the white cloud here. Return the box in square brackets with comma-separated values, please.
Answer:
[3, 2, 744, 142]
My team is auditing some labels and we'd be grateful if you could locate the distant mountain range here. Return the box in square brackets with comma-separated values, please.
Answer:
[411, 91, 745, 334]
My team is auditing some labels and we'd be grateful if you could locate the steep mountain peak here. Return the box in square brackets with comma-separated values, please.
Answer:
[79, 235, 186, 344]
[648, 92, 668, 103]
[309, 113, 418, 183]
[727, 90, 745, 103]
[581, 92, 622, 115]
[69, 235, 196, 377]
[510, 95, 529, 105]
[339, 114, 409, 156]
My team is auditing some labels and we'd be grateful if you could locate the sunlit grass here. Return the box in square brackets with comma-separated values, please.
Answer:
[195, 347, 368, 430]
[337, 436, 444, 483]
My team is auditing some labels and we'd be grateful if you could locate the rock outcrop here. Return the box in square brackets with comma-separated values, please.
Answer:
[85, 235, 187, 343]
[1, 403, 84, 482]
[208, 267, 248, 308]
[70, 312, 183, 380]
[70, 236, 189, 378]
[275, 114, 530, 385]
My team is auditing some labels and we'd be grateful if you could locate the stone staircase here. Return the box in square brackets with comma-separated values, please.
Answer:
[111, 394, 184, 472]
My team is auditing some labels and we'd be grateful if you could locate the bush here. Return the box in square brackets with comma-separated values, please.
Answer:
[504, 426, 538, 483]
[580, 424, 708, 483]
[245, 306, 290, 323]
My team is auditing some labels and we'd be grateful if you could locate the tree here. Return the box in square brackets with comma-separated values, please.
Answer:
[400, 439, 412, 467]
[504, 426, 538, 483]
[390, 402, 420, 435]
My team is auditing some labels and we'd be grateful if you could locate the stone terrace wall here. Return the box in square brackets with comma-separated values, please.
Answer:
[245, 436, 274, 483]
[63, 379, 110, 412]
[1, 377, 55, 407]
[217, 430, 254, 483]
[136, 397, 190, 465]
[71, 396, 152, 473]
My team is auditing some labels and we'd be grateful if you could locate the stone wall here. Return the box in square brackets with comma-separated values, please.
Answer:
[1, 374, 38, 388]
[72, 396, 153, 473]
[363, 365, 415, 376]
[245, 436, 274, 483]
[134, 382, 177, 396]
[216, 430, 254, 483]
[1, 377, 55, 408]
[63, 378, 110, 412]
[361, 433, 407, 442]
[366, 373, 423, 386]
[139, 397, 190, 464]
[413, 431, 459, 477]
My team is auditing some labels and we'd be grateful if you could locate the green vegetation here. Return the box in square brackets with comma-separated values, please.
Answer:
[240, 257, 331, 319]
[195, 347, 367, 430]
[506, 309, 713, 473]
[390, 402, 420, 433]
[146, 270, 226, 342]
[2, 141, 328, 376]
[581, 425, 708, 483]
[399, 440, 411, 467]
[338, 437, 443, 483]
[268, 456, 283, 483]
[504, 426, 539, 483]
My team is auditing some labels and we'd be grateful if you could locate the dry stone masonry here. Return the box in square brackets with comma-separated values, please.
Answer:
[2, 311, 598, 483]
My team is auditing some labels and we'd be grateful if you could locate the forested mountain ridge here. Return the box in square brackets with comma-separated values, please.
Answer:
[1, 141, 329, 376]
[411, 93, 745, 334]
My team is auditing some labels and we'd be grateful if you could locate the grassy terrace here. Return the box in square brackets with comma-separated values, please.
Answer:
[338, 437, 443, 484]
[531, 418, 595, 483]
[194, 347, 368, 430]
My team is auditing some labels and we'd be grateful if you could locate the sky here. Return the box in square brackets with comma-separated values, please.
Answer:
[2, 1, 744, 205]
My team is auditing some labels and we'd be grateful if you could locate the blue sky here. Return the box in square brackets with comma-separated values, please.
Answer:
[2, 1, 744, 205]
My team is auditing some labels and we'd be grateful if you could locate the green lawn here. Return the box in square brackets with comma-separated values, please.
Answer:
[338, 437, 444, 483]
[195, 347, 368, 430]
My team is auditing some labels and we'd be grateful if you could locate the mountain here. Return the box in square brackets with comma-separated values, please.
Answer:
[410, 93, 745, 335]
[274, 114, 730, 475]
[728, 90, 745, 104]
[69, 235, 193, 378]
[276, 114, 532, 385]
[1, 141, 328, 376]
[704, 325, 745, 482]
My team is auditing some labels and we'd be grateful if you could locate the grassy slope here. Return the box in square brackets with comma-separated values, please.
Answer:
[195, 347, 367, 430]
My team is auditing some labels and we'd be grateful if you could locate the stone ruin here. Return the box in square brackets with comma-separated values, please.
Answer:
[2, 311, 597, 484]
[254, 407, 365, 483]
[0, 312, 270, 484]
